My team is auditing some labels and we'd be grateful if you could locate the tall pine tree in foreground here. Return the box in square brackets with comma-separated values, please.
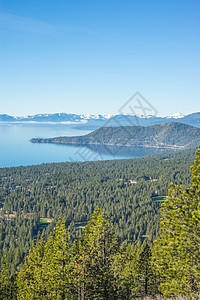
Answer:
[16, 233, 47, 299]
[113, 242, 157, 299]
[17, 218, 76, 299]
[79, 207, 119, 300]
[134, 243, 156, 297]
[152, 146, 200, 298]
[0, 259, 16, 300]
[41, 217, 75, 299]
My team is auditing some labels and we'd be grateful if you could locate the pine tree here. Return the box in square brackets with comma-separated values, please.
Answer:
[17, 217, 76, 300]
[80, 207, 119, 300]
[16, 233, 46, 299]
[114, 242, 157, 299]
[73, 238, 86, 300]
[152, 146, 200, 298]
[0, 259, 16, 300]
[42, 217, 75, 299]
[112, 243, 140, 300]
[134, 243, 157, 297]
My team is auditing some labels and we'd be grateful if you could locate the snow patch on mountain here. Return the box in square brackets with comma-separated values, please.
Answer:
[166, 113, 185, 119]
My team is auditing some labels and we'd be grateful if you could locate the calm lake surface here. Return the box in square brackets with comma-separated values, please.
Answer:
[0, 124, 169, 168]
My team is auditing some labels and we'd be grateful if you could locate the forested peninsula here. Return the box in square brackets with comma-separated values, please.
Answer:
[30, 122, 200, 150]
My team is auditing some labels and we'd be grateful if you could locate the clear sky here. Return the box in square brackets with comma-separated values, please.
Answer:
[0, 0, 199, 116]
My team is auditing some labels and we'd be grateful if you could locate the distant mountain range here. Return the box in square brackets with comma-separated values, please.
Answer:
[0, 113, 111, 123]
[30, 122, 200, 150]
[1, 112, 200, 129]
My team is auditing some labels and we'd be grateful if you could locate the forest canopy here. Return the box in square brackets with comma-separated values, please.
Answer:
[0, 147, 200, 299]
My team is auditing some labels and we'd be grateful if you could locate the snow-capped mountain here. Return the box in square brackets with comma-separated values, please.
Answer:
[166, 113, 185, 119]
[0, 112, 200, 128]
[0, 113, 113, 123]
[79, 114, 114, 120]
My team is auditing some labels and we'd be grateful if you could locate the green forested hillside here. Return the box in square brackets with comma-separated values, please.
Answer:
[31, 122, 200, 149]
[0, 148, 196, 276]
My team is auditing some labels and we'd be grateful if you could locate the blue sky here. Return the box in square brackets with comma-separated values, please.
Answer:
[0, 0, 199, 116]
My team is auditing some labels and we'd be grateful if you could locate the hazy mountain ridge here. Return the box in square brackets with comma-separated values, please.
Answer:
[1, 112, 200, 128]
[30, 122, 200, 150]
[0, 113, 113, 123]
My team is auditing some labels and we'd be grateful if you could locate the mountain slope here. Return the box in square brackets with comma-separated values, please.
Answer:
[1, 112, 200, 128]
[30, 122, 200, 150]
[0, 113, 112, 123]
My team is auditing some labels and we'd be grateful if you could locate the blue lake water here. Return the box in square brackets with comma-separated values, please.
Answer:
[0, 124, 170, 168]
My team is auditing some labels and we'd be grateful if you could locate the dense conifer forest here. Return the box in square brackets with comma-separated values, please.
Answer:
[0, 147, 199, 299]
